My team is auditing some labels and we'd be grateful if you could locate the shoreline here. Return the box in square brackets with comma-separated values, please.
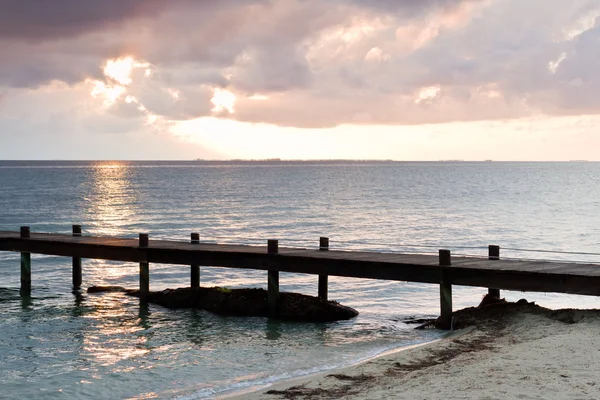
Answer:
[221, 328, 473, 400]
[223, 300, 600, 399]
[220, 328, 471, 400]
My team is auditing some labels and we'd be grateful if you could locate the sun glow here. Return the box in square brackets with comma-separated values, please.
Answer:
[86, 56, 162, 126]
[103, 57, 150, 86]
[90, 80, 126, 107]
[172, 114, 600, 161]
[211, 88, 236, 114]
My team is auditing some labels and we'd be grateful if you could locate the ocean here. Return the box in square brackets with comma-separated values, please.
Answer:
[1, 160, 600, 399]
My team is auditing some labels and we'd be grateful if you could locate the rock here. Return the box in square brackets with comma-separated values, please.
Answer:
[432, 297, 543, 330]
[478, 293, 507, 307]
[87, 285, 128, 293]
[516, 298, 533, 306]
[402, 316, 436, 325]
[88, 286, 359, 322]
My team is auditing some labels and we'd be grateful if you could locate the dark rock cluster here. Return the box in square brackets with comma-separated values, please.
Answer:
[87, 286, 359, 322]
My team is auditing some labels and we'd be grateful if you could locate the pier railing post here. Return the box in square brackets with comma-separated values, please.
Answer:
[488, 245, 500, 298]
[267, 239, 279, 317]
[439, 249, 452, 330]
[191, 233, 200, 289]
[318, 237, 329, 301]
[72, 225, 82, 289]
[20, 226, 31, 297]
[139, 233, 149, 300]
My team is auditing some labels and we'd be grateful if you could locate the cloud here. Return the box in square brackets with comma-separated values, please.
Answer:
[0, 1, 261, 41]
[1, 0, 599, 130]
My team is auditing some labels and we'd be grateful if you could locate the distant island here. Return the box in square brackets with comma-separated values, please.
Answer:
[193, 158, 400, 164]
[191, 159, 495, 164]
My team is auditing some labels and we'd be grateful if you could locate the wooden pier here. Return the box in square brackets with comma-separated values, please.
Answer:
[2, 226, 600, 329]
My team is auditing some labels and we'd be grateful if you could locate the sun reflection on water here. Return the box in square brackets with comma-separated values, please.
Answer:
[82, 294, 151, 368]
[82, 162, 141, 282]
[85, 162, 137, 237]
[79, 163, 141, 372]
[78, 163, 151, 372]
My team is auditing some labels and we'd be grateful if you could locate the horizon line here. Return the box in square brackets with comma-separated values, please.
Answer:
[0, 159, 596, 163]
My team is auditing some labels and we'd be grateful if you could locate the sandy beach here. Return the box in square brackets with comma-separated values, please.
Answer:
[227, 300, 600, 399]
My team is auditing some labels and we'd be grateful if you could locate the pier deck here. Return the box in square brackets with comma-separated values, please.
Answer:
[2, 228, 600, 328]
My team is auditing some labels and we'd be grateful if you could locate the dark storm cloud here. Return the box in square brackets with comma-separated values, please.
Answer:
[0, 0, 166, 40]
[0, 0, 261, 41]
[0, 0, 476, 41]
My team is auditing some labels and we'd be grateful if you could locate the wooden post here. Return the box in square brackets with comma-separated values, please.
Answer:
[319, 237, 329, 251]
[267, 239, 279, 317]
[439, 249, 451, 267]
[20, 226, 31, 296]
[191, 233, 200, 289]
[439, 249, 452, 330]
[488, 245, 501, 297]
[268, 239, 279, 255]
[139, 233, 149, 300]
[318, 237, 329, 300]
[72, 225, 82, 289]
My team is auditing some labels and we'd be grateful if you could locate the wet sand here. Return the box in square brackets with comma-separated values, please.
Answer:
[225, 300, 600, 399]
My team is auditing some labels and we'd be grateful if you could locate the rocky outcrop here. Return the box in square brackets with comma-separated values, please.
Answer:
[87, 286, 359, 322]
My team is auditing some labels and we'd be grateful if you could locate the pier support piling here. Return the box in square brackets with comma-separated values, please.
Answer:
[439, 249, 453, 330]
[191, 233, 200, 289]
[488, 245, 501, 298]
[267, 239, 279, 317]
[139, 233, 149, 300]
[72, 225, 82, 289]
[19, 226, 31, 297]
[318, 237, 329, 301]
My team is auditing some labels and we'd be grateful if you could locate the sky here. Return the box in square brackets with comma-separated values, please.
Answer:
[0, 0, 599, 161]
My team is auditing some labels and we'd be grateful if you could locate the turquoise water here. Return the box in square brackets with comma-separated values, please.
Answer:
[1, 161, 600, 399]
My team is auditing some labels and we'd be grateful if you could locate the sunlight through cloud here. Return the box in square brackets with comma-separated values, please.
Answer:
[211, 88, 236, 114]
[87, 56, 162, 128]
[90, 80, 126, 107]
[415, 85, 441, 104]
[88, 56, 152, 109]
[103, 57, 150, 86]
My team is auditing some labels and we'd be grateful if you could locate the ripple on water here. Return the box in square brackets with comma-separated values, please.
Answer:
[2, 162, 600, 398]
